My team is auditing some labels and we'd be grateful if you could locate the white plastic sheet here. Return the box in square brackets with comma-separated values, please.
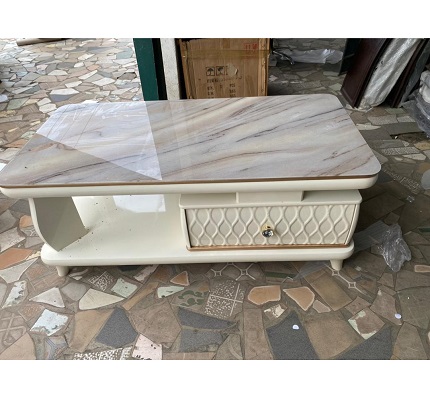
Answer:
[358, 38, 421, 110]
[419, 70, 430, 103]
[402, 71, 430, 137]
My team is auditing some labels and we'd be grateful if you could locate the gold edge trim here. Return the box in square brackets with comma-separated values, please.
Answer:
[187, 244, 349, 251]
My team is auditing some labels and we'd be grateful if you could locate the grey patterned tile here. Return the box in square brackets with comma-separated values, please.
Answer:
[96, 308, 138, 348]
[86, 271, 115, 291]
[204, 279, 245, 319]
[178, 307, 235, 329]
[338, 327, 393, 360]
[72, 346, 132, 360]
[179, 329, 224, 352]
[267, 311, 318, 360]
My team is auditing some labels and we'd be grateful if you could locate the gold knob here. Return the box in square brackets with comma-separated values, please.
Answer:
[262, 225, 274, 238]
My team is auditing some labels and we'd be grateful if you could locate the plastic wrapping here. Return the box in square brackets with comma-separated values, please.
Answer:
[358, 38, 421, 110]
[402, 71, 430, 137]
[377, 224, 411, 272]
[419, 70, 430, 103]
[273, 48, 342, 64]
[352, 220, 391, 253]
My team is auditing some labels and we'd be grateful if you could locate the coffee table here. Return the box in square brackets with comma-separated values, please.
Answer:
[0, 95, 380, 276]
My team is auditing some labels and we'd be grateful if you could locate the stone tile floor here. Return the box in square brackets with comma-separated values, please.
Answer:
[1, 37, 430, 360]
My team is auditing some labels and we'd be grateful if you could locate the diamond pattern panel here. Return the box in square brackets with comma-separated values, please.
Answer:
[185, 204, 357, 247]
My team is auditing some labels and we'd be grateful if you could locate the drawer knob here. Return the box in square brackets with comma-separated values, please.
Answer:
[262, 225, 274, 238]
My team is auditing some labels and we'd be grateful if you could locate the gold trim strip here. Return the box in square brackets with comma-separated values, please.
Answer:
[187, 243, 348, 251]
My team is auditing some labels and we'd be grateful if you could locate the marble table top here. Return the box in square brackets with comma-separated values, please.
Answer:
[0, 95, 380, 188]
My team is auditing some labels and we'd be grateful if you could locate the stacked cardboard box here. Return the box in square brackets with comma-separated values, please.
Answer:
[178, 38, 270, 99]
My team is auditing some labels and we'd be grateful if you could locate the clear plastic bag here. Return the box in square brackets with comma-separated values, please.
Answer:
[377, 224, 411, 272]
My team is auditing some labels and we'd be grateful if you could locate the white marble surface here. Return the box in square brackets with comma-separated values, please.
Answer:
[0, 95, 380, 187]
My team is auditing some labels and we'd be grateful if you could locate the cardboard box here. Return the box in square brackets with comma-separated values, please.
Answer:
[178, 38, 270, 99]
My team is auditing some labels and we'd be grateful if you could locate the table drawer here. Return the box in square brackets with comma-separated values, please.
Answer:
[180, 191, 361, 249]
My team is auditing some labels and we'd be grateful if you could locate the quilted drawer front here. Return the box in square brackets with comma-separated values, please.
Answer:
[185, 203, 358, 248]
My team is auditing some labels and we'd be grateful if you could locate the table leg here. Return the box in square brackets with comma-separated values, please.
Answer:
[56, 266, 70, 277]
[330, 259, 343, 271]
[29, 197, 88, 251]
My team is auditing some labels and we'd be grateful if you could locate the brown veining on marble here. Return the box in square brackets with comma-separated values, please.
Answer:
[0, 95, 380, 188]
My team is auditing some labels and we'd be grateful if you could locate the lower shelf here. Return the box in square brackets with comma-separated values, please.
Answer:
[40, 194, 355, 267]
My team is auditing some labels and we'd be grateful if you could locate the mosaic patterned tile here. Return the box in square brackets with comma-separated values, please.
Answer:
[243, 309, 273, 360]
[17, 303, 45, 324]
[398, 194, 430, 232]
[397, 287, 430, 329]
[338, 327, 393, 360]
[29, 287, 65, 307]
[96, 308, 138, 348]
[72, 346, 132, 360]
[179, 263, 212, 275]
[283, 287, 315, 311]
[178, 307, 234, 329]
[347, 252, 387, 278]
[345, 296, 371, 315]
[157, 285, 184, 299]
[304, 312, 361, 359]
[147, 265, 176, 283]
[0, 258, 36, 284]
[0, 282, 6, 306]
[377, 286, 395, 299]
[111, 277, 138, 298]
[260, 261, 297, 281]
[247, 285, 281, 306]
[163, 352, 215, 360]
[79, 289, 123, 310]
[0, 309, 27, 354]
[68, 268, 90, 281]
[30, 309, 69, 336]
[69, 309, 113, 352]
[304, 270, 352, 311]
[378, 272, 394, 288]
[0, 248, 33, 270]
[395, 269, 430, 291]
[86, 271, 115, 291]
[0, 332, 35, 360]
[171, 280, 210, 311]
[264, 303, 286, 319]
[312, 300, 331, 313]
[369, 289, 402, 326]
[28, 272, 66, 294]
[2, 280, 27, 308]
[348, 308, 385, 339]
[393, 322, 427, 360]
[179, 329, 224, 352]
[267, 311, 318, 360]
[361, 193, 404, 219]
[420, 245, 430, 264]
[382, 168, 422, 195]
[415, 265, 430, 273]
[215, 334, 243, 360]
[380, 146, 420, 156]
[44, 335, 68, 360]
[0, 227, 25, 252]
[207, 262, 264, 281]
[129, 299, 181, 345]
[132, 334, 162, 360]
[60, 281, 87, 301]
[0, 210, 17, 234]
[122, 282, 158, 310]
[204, 279, 245, 319]
[170, 271, 189, 286]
